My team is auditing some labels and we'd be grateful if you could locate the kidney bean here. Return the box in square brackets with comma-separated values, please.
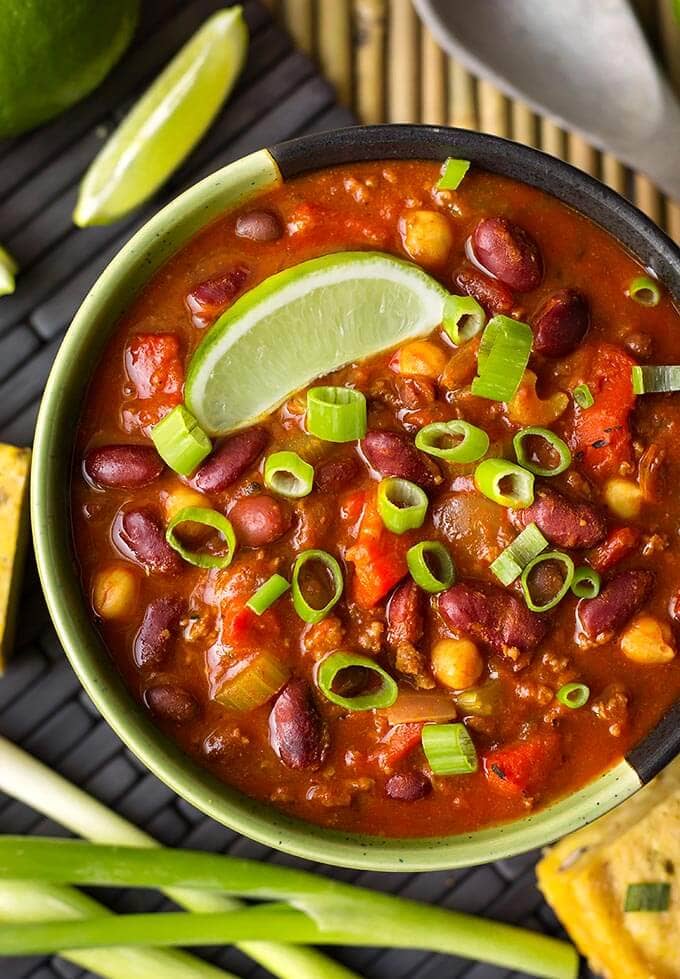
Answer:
[146, 684, 198, 723]
[186, 266, 248, 329]
[471, 217, 543, 292]
[229, 494, 291, 547]
[118, 508, 182, 574]
[269, 679, 327, 770]
[439, 580, 547, 654]
[385, 771, 431, 801]
[315, 455, 361, 493]
[84, 445, 164, 489]
[387, 579, 425, 646]
[532, 289, 590, 357]
[235, 210, 283, 242]
[510, 485, 607, 550]
[134, 597, 184, 668]
[454, 265, 514, 315]
[361, 430, 440, 490]
[194, 427, 268, 493]
[577, 569, 654, 644]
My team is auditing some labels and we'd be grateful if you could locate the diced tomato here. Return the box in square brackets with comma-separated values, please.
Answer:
[345, 491, 411, 608]
[370, 723, 423, 771]
[483, 732, 561, 796]
[586, 526, 640, 573]
[568, 343, 636, 479]
[122, 333, 184, 435]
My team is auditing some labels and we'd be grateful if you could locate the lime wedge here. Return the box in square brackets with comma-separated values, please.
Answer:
[0, 246, 18, 297]
[74, 7, 248, 226]
[186, 251, 450, 436]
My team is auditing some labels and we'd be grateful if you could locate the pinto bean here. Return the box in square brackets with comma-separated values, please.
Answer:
[577, 569, 654, 644]
[454, 265, 514, 315]
[532, 289, 590, 357]
[269, 679, 327, 770]
[385, 771, 431, 801]
[387, 579, 425, 646]
[84, 445, 164, 489]
[510, 485, 607, 549]
[194, 427, 268, 493]
[118, 508, 182, 574]
[146, 684, 198, 723]
[471, 217, 543, 292]
[235, 210, 283, 242]
[229, 494, 290, 547]
[315, 455, 361, 493]
[134, 597, 184, 668]
[361, 430, 440, 490]
[439, 580, 547, 655]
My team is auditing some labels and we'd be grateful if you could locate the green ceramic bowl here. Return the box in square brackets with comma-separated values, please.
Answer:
[32, 125, 680, 871]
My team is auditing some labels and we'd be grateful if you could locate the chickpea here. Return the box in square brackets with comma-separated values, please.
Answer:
[400, 209, 453, 267]
[620, 614, 675, 664]
[163, 484, 208, 542]
[604, 477, 643, 520]
[431, 638, 484, 690]
[392, 340, 448, 379]
[92, 564, 139, 620]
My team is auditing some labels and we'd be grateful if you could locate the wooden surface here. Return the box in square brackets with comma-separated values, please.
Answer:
[265, 0, 680, 244]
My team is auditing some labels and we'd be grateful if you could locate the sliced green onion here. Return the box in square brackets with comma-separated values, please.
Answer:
[151, 405, 212, 476]
[442, 294, 486, 345]
[454, 680, 501, 717]
[573, 383, 594, 409]
[377, 477, 428, 534]
[627, 275, 661, 307]
[632, 365, 680, 395]
[166, 506, 236, 569]
[471, 315, 533, 402]
[571, 566, 601, 599]
[421, 723, 478, 775]
[291, 549, 343, 623]
[513, 426, 571, 477]
[490, 523, 548, 586]
[555, 682, 590, 709]
[437, 157, 470, 190]
[316, 651, 398, 711]
[521, 551, 575, 612]
[264, 451, 314, 498]
[407, 541, 455, 593]
[415, 420, 489, 463]
[246, 574, 290, 615]
[474, 458, 535, 509]
[214, 651, 290, 711]
[624, 882, 671, 912]
[306, 387, 367, 442]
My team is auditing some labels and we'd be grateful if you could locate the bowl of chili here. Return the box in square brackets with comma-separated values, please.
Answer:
[32, 125, 680, 870]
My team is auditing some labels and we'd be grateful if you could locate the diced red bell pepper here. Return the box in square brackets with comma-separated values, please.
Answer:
[122, 333, 184, 435]
[586, 526, 640, 573]
[370, 723, 424, 771]
[345, 491, 411, 608]
[483, 732, 561, 796]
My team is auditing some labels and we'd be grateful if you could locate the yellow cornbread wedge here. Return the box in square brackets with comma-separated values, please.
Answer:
[0, 445, 31, 670]
[537, 758, 680, 979]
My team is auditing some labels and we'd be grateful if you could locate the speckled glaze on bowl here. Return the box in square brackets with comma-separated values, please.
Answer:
[32, 125, 680, 871]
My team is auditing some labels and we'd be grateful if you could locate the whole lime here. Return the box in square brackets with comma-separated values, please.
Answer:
[0, 0, 139, 137]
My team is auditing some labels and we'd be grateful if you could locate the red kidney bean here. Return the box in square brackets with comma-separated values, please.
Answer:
[269, 679, 327, 770]
[439, 580, 547, 654]
[454, 265, 514, 315]
[186, 266, 248, 329]
[315, 455, 361, 494]
[532, 289, 590, 357]
[385, 771, 431, 801]
[118, 508, 182, 574]
[577, 570, 654, 644]
[134, 597, 184, 668]
[471, 217, 543, 292]
[146, 684, 198, 723]
[361, 430, 440, 490]
[84, 445, 164, 489]
[229, 494, 291, 547]
[387, 579, 425, 646]
[235, 210, 283, 242]
[194, 427, 268, 493]
[510, 485, 606, 550]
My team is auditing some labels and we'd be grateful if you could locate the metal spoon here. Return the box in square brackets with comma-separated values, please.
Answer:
[414, 0, 680, 200]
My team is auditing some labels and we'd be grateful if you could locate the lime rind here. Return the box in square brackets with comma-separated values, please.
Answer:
[0, 246, 17, 297]
[186, 251, 450, 436]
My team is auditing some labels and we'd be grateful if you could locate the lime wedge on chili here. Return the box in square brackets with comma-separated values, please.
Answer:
[0, 247, 18, 297]
[73, 7, 248, 227]
[186, 251, 450, 436]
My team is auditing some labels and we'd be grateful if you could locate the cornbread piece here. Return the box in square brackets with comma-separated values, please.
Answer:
[0, 445, 31, 670]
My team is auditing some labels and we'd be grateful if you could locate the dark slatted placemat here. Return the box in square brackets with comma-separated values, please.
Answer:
[0, 3, 574, 977]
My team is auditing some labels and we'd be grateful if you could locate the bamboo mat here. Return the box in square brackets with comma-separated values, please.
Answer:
[264, 0, 680, 245]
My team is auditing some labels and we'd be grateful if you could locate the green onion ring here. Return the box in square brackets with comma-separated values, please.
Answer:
[571, 566, 601, 599]
[264, 450, 314, 498]
[150, 404, 212, 476]
[474, 458, 535, 509]
[625, 882, 671, 912]
[316, 650, 398, 711]
[306, 387, 367, 442]
[442, 294, 486, 345]
[246, 573, 290, 615]
[376, 477, 428, 534]
[166, 506, 236, 569]
[437, 157, 470, 191]
[422, 722, 478, 775]
[521, 550, 575, 612]
[291, 549, 344, 624]
[407, 541, 455, 593]
[627, 275, 661, 307]
[513, 426, 572, 477]
[415, 419, 489, 463]
[490, 522, 548, 586]
[572, 383, 594, 409]
[471, 314, 533, 402]
[556, 682, 590, 709]
[631, 365, 680, 395]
